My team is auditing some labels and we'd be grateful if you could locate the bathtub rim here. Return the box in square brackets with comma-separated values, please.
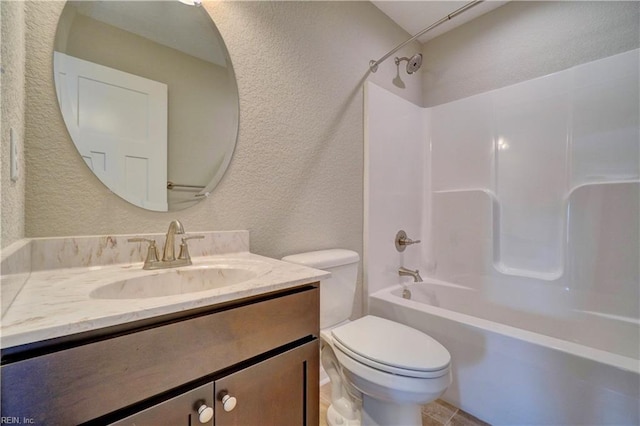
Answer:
[370, 283, 639, 375]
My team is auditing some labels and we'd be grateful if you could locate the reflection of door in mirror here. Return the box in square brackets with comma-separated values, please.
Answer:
[54, 52, 168, 211]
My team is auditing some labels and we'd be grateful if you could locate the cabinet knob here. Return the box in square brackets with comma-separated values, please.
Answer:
[194, 400, 214, 423]
[219, 391, 237, 412]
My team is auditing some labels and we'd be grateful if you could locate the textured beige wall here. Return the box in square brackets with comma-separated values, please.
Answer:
[24, 1, 420, 248]
[1, 1, 26, 249]
[422, 1, 640, 107]
[20, 1, 421, 314]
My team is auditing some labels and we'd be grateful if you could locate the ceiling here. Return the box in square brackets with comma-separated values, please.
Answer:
[73, 1, 508, 66]
[371, 1, 508, 43]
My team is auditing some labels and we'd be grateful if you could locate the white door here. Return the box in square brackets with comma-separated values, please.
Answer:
[54, 52, 168, 211]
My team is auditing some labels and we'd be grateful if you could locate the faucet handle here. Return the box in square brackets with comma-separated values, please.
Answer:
[395, 230, 421, 252]
[178, 235, 204, 261]
[128, 238, 160, 266]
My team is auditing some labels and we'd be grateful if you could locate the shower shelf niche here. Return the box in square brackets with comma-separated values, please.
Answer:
[428, 49, 639, 283]
[431, 179, 639, 284]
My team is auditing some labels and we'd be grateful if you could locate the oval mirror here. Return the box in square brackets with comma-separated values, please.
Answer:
[53, 1, 239, 211]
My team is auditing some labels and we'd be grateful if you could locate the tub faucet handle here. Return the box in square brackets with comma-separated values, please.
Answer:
[395, 230, 421, 252]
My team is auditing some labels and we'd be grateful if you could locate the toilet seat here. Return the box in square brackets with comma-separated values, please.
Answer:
[331, 316, 450, 378]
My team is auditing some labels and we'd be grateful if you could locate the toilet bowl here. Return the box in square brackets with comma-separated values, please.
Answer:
[322, 316, 451, 425]
[282, 250, 451, 426]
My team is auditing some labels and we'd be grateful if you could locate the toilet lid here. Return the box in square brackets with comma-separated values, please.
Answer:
[331, 316, 450, 376]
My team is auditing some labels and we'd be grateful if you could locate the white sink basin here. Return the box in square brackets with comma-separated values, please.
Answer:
[90, 262, 272, 299]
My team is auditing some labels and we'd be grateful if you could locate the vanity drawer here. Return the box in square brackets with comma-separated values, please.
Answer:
[1, 285, 319, 425]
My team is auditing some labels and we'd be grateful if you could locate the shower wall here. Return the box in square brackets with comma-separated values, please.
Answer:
[421, 1, 640, 107]
[429, 48, 638, 304]
[366, 48, 639, 318]
[364, 82, 427, 297]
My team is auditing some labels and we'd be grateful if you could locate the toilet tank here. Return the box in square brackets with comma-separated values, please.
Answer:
[282, 249, 359, 329]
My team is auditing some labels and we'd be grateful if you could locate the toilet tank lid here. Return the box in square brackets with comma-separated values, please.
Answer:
[282, 249, 359, 269]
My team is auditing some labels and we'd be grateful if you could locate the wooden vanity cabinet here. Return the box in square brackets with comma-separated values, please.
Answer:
[1, 285, 320, 425]
[110, 340, 317, 426]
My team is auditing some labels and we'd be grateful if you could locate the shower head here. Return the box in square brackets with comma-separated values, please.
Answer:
[395, 54, 423, 75]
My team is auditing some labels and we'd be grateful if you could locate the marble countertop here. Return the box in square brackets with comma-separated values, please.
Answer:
[1, 251, 328, 350]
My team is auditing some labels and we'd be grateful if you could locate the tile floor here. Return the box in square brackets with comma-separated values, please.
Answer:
[319, 383, 490, 426]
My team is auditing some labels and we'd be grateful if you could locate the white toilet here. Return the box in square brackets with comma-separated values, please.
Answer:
[282, 249, 451, 426]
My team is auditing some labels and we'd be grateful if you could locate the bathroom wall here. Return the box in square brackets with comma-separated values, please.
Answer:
[427, 49, 639, 296]
[365, 0, 639, 301]
[19, 0, 420, 263]
[3, 1, 422, 316]
[421, 1, 640, 107]
[1, 1, 26, 249]
[365, 82, 427, 296]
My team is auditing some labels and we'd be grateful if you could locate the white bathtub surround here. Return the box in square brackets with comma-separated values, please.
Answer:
[364, 83, 428, 299]
[0, 231, 328, 350]
[365, 49, 639, 424]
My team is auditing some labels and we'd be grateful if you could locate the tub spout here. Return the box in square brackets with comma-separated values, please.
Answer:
[398, 266, 423, 282]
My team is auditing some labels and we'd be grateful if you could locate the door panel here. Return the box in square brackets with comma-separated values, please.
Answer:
[54, 51, 168, 211]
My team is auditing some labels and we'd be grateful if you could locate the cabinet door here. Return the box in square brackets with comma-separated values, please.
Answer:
[215, 340, 319, 426]
[109, 383, 214, 426]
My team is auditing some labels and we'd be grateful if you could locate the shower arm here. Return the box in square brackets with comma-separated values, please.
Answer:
[369, 0, 484, 73]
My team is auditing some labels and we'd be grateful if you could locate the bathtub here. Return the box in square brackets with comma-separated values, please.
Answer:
[369, 279, 640, 425]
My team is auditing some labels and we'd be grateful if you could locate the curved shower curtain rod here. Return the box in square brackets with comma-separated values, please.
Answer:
[369, 0, 484, 73]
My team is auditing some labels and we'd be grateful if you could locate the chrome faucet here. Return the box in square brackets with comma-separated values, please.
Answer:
[128, 220, 203, 270]
[162, 220, 185, 262]
[398, 266, 423, 282]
